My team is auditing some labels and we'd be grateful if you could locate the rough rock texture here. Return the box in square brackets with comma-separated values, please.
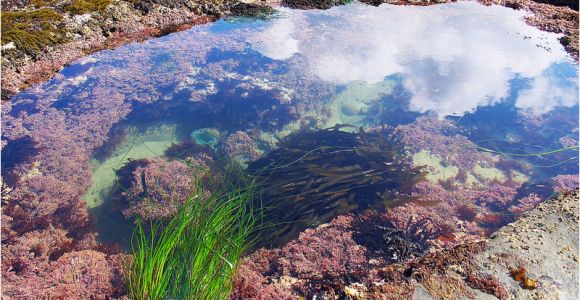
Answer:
[533, 0, 578, 10]
[468, 189, 579, 299]
[412, 188, 579, 300]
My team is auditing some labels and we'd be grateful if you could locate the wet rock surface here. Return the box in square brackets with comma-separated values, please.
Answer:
[282, 0, 350, 10]
[469, 189, 579, 299]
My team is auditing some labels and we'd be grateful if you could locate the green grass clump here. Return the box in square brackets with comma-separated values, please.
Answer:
[127, 166, 260, 300]
[66, 0, 111, 15]
[1, 8, 66, 55]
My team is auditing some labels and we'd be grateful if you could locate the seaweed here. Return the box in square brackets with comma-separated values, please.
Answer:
[126, 165, 260, 299]
[353, 214, 439, 264]
[164, 139, 215, 160]
[282, 0, 352, 10]
[248, 125, 425, 247]
[1, 136, 42, 186]
[66, 0, 111, 15]
[1, 8, 66, 56]
[229, 3, 276, 19]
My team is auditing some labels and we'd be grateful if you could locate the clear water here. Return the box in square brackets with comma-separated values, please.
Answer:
[4, 2, 578, 246]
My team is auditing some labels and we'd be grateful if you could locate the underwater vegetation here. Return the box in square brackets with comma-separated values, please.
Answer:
[127, 165, 260, 299]
[116, 157, 212, 221]
[231, 121, 578, 298]
[232, 215, 510, 299]
[352, 212, 442, 264]
[247, 125, 425, 247]
[224, 131, 263, 163]
[1, 2, 578, 298]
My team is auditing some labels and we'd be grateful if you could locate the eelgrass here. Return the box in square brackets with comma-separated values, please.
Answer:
[127, 165, 259, 299]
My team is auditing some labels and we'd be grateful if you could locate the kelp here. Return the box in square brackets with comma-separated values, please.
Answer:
[353, 215, 442, 264]
[248, 125, 425, 247]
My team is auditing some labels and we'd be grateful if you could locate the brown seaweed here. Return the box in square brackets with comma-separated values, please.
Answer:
[247, 125, 425, 247]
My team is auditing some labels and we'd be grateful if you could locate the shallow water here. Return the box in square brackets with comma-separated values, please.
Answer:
[3, 2, 578, 247]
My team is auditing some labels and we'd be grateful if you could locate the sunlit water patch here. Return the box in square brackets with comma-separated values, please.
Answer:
[3, 2, 578, 247]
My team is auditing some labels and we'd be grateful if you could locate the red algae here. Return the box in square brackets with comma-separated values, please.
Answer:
[2, 227, 126, 298]
[119, 157, 209, 220]
[234, 220, 506, 299]
[229, 106, 575, 298]
[225, 131, 262, 162]
[392, 116, 489, 174]
[1, 2, 577, 297]
[552, 174, 580, 192]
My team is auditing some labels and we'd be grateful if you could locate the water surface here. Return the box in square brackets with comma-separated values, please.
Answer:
[4, 2, 578, 246]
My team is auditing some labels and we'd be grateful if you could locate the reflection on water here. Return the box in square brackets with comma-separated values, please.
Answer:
[253, 3, 577, 117]
[4, 2, 578, 246]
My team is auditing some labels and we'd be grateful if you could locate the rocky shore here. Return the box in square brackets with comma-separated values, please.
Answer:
[1, 0, 578, 99]
[232, 188, 579, 299]
[0, 0, 276, 99]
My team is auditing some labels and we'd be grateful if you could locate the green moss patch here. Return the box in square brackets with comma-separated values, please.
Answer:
[66, 0, 111, 15]
[1, 8, 66, 55]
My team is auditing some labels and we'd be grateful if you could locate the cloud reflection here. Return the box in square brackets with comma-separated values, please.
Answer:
[251, 2, 578, 116]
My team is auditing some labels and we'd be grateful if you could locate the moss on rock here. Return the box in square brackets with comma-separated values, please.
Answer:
[66, 0, 112, 15]
[1, 8, 66, 56]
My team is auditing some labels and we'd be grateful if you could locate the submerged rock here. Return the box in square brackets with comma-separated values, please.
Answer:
[116, 156, 211, 220]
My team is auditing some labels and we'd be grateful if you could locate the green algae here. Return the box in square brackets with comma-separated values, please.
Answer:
[66, 0, 111, 15]
[412, 150, 459, 182]
[322, 80, 395, 127]
[412, 151, 530, 187]
[473, 165, 507, 182]
[85, 124, 180, 209]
